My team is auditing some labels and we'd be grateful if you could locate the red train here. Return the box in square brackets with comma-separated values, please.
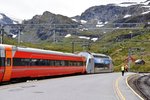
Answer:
[0, 44, 86, 83]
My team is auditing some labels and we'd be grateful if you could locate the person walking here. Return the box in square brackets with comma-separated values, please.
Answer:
[121, 65, 125, 76]
[125, 64, 128, 72]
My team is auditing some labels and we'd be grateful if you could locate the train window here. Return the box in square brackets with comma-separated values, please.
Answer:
[72, 62, 75, 66]
[39, 59, 48, 66]
[74, 62, 78, 66]
[6, 58, 11, 66]
[64, 61, 68, 66]
[72, 61, 75, 66]
[0, 57, 5, 67]
[13, 57, 85, 67]
[89, 59, 91, 63]
[23, 59, 30, 66]
[59, 61, 66, 66]
[30, 59, 38, 66]
[13, 58, 30, 66]
[43, 60, 49, 66]
[55, 61, 60, 66]
[77, 62, 80, 66]
[79, 62, 83, 66]
[68, 61, 72, 66]
[13, 58, 21, 66]
[49, 60, 54, 66]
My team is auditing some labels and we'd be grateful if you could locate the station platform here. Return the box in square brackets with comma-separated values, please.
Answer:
[0, 72, 144, 100]
[116, 72, 143, 100]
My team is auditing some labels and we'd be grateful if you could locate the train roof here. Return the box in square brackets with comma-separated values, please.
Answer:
[92, 53, 109, 58]
[92, 53, 112, 60]
[0, 44, 81, 57]
[0, 44, 12, 49]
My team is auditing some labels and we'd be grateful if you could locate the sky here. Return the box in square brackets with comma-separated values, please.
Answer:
[0, 0, 144, 20]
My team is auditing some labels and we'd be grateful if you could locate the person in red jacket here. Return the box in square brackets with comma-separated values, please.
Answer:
[125, 64, 128, 72]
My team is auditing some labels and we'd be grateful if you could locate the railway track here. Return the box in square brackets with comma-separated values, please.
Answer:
[134, 74, 150, 100]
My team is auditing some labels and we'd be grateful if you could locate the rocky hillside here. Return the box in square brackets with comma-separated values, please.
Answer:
[74, 1, 150, 25]
[23, 11, 78, 25]
[21, 11, 79, 42]
[0, 13, 19, 24]
[114, 12, 150, 23]
[1, 1, 150, 43]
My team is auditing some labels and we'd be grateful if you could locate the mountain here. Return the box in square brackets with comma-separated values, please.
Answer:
[23, 11, 78, 25]
[140, 0, 150, 5]
[0, 13, 23, 39]
[73, 1, 150, 25]
[21, 11, 79, 42]
[113, 1, 150, 27]
[114, 12, 150, 23]
[0, 13, 19, 24]
[2, 1, 150, 43]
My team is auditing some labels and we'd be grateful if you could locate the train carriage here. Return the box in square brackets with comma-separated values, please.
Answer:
[78, 52, 113, 73]
[0, 44, 86, 83]
[92, 53, 113, 72]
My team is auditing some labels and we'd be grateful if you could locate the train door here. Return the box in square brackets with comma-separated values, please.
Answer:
[86, 58, 94, 73]
[0, 57, 3, 82]
[2, 46, 13, 82]
[78, 52, 94, 73]
[0, 49, 5, 82]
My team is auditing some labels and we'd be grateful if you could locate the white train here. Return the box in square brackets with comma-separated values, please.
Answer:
[78, 52, 113, 73]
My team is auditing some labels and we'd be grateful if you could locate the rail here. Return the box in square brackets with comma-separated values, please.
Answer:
[135, 75, 150, 100]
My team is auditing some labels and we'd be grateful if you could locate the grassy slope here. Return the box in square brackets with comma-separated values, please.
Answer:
[98, 29, 150, 72]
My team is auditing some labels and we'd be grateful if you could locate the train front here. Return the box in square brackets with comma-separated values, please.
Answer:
[92, 53, 113, 73]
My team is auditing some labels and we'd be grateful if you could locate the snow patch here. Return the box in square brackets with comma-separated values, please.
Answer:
[140, 1, 150, 5]
[96, 21, 105, 27]
[80, 28, 88, 31]
[80, 20, 87, 24]
[104, 22, 108, 24]
[17, 20, 22, 24]
[142, 11, 150, 15]
[13, 21, 18, 24]
[117, 2, 137, 7]
[12, 34, 17, 38]
[142, 5, 150, 8]
[78, 36, 90, 40]
[0, 14, 3, 19]
[91, 38, 98, 42]
[72, 19, 78, 22]
[124, 14, 131, 18]
[65, 34, 71, 38]
[10, 17, 23, 24]
[103, 31, 106, 33]
[96, 24, 104, 27]
[97, 21, 103, 24]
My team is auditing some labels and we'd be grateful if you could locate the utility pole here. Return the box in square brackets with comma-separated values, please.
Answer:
[82, 41, 91, 51]
[0, 24, 4, 44]
[71, 41, 92, 53]
[53, 24, 56, 43]
[71, 41, 75, 53]
[129, 31, 132, 39]
[0, 24, 2, 44]
[18, 26, 21, 45]
[128, 48, 131, 72]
